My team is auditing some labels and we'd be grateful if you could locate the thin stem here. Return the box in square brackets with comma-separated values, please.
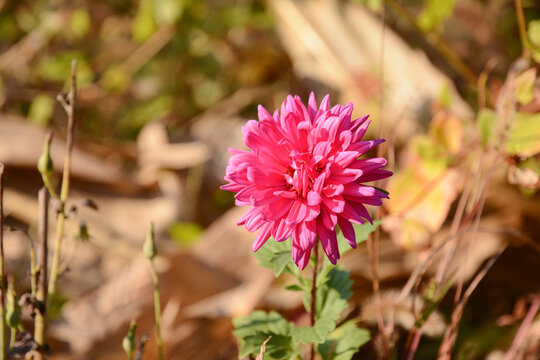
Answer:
[34, 188, 49, 358]
[8, 328, 14, 350]
[504, 294, 540, 360]
[0, 163, 6, 360]
[438, 249, 504, 359]
[310, 244, 319, 360]
[150, 261, 163, 360]
[48, 60, 77, 301]
[514, 0, 531, 60]
[405, 327, 423, 360]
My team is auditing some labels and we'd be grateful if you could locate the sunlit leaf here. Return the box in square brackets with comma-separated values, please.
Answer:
[506, 112, 540, 157]
[318, 320, 370, 360]
[292, 267, 352, 344]
[233, 311, 300, 360]
[133, 0, 156, 43]
[514, 68, 536, 105]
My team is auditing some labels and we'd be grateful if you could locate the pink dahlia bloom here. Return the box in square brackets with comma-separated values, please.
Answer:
[221, 93, 392, 269]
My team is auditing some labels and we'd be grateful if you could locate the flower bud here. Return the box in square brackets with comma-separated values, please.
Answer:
[143, 222, 157, 260]
[122, 319, 137, 359]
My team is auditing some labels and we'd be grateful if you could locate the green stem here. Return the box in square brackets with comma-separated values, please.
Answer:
[514, 0, 531, 60]
[0, 164, 7, 360]
[310, 244, 319, 360]
[150, 261, 163, 360]
[34, 188, 49, 356]
[8, 328, 14, 350]
[48, 60, 77, 302]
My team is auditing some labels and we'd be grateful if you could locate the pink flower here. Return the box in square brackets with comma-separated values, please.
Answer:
[221, 93, 392, 269]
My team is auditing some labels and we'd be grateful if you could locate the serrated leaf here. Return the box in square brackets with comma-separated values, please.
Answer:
[273, 251, 293, 277]
[318, 320, 371, 360]
[291, 316, 335, 344]
[294, 267, 353, 344]
[254, 240, 297, 277]
[233, 311, 300, 359]
[243, 333, 299, 360]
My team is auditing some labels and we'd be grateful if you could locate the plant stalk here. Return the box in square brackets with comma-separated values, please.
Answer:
[310, 244, 319, 360]
[149, 261, 163, 360]
[0, 164, 6, 360]
[514, 0, 531, 60]
[48, 60, 77, 301]
[34, 188, 49, 358]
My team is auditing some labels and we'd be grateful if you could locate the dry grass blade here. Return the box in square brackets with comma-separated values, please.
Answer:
[504, 294, 540, 360]
[255, 336, 272, 360]
[438, 248, 506, 359]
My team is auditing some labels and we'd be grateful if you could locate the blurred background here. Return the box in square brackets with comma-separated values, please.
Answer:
[0, 0, 539, 359]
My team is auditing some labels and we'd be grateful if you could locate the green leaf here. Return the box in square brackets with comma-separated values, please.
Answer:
[254, 240, 298, 277]
[477, 109, 497, 149]
[506, 112, 540, 157]
[285, 284, 303, 292]
[318, 320, 371, 360]
[515, 68, 536, 105]
[273, 251, 294, 277]
[291, 316, 336, 344]
[528, 20, 540, 48]
[528, 20, 540, 63]
[133, 0, 156, 43]
[233, 311, 299, 360]
[293, 267, 353, 344]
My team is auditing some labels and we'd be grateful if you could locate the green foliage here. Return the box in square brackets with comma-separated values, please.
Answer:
[292, 266, 353, 344]
[418, 0, 456, 32]
[506, 112, 540, 157]
[254, 240, 299, 277]
[477, 109, 497, 149]
[514, 68, 536, 105]
[318, 320, 370, 360]
[233, 311, 300, 360]
[528, 20, 540, 63]
[133, 0, 156, 43]
[233, 265, 369, 359]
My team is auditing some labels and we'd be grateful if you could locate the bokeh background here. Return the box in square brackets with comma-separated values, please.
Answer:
[0, 0, 539, 359]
